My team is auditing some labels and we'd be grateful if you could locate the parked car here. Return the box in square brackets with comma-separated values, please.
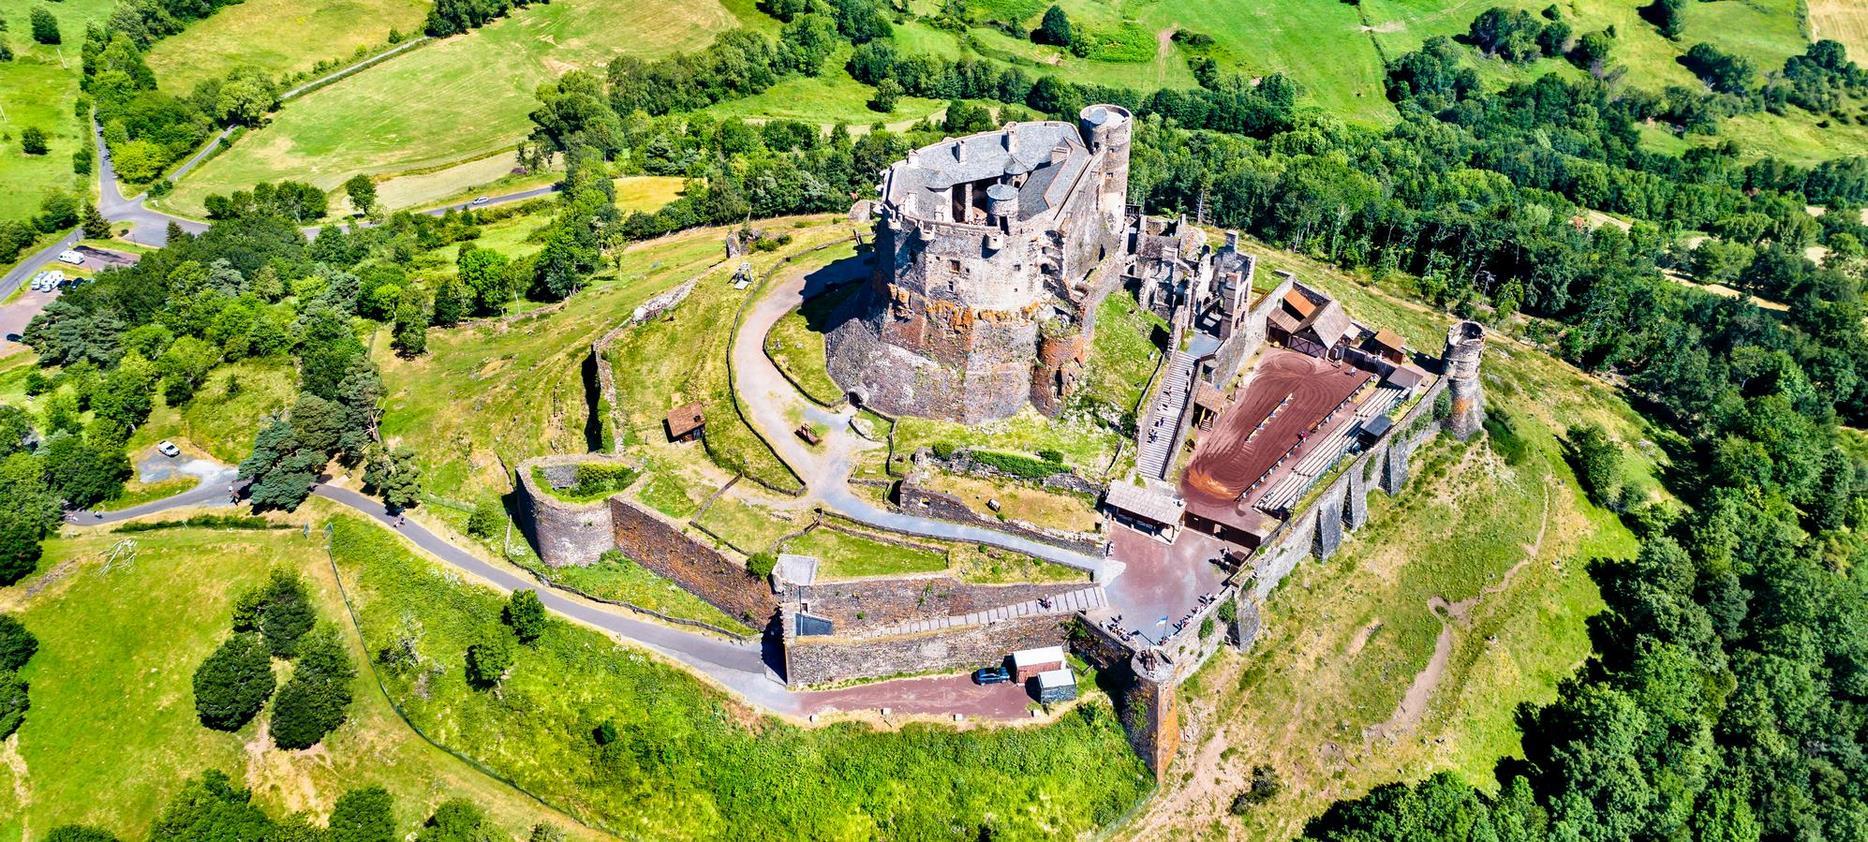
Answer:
[56, 250, 84, 266]
[156, 440, 181, 458]
[972, 665, 1011, 685]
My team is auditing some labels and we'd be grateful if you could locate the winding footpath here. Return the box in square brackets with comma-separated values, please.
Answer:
[64, 470, 1036, 720]
[728, 257, 1121, 581]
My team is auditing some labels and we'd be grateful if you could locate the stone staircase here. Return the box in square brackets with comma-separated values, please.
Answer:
[848, 586, 1109, 640]
[1137, 351, 1196, 480]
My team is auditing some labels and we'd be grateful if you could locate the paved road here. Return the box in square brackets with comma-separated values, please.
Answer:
[728, 255, 1118, 580]
[65, 472, 1037, 719]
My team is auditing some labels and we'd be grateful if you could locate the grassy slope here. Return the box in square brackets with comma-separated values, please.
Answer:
[762, 281, 855, 406]
[379, 216, 848, 508]
[129, 357, 302, 463]
[1123, 244, 1660, 839]
[1078, 287, 1167, 417]
[782, 526, 950, 579]
[163, 0, 736, 215]
[145, 0, 432, 93]
[520, 553, 757, 636]
[0, 519, 602, 841]
[1810, 0, 1868, 62]
[328, 513, 1151, 839]
[0, 0, 113, 223]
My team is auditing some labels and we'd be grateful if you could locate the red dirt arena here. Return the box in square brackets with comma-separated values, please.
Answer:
[1180, 349, 1372, 518]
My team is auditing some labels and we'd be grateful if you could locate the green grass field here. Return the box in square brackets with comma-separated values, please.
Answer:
[763, 282, 856, 406]
[0, 0, 113, 223]
[129, 357, 302, 463]
[327, 513, 1151, 839]
[518, 551, 757, 636]
[781, 525, 950, 579]
[145, 0, 432, 93]
[381, 217, 846, 506]
[164, 0, 738, 215]
[893, 406, 1125, 478]
[0, 519, 603, 840]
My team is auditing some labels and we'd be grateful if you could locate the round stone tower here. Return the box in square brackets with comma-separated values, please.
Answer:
[1079, 104, 1132, 227]
[1441, 320, 1486, 440]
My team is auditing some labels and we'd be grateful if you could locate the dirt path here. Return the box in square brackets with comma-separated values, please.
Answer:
[1155, 27, 1177, 85]
[1364, 481, 1551, 743]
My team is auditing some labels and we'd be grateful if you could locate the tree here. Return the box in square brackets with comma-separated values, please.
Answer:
[1036, 5, 1073, 48]
[20, 126, 47, 156]
[41, 432, 130, 509]
[1566, 423, 1624, 508]
[0, 671, 25, 739]
[234, 570, 317, 658]
[528, 826, 567, 842]
[344, 174, 378, 218]
[29, 8, 58, 45]
[432, 278, 466, 327]
[157, 336, 220, 405]
[270, 627, 355, 749]
[329, 786, 397, 842]
[192, 632, 276, 730]
[456, 245, 513, 315]
[0, 614, 37, 672]
[416, 799, 502, 842]
[504, 589, 547, 645]
[1644, 0, 1685, 39]
[80, 200, 109, 238]
[239, 419, 322, 512]
[391, 297, 428, 356]
[44, 827, 122, 842]
[869, 78, 903, 113]
[363, 445, 422, 512]
[0, 513, 43, 586]
[464, 638, 512, 689]
[148, 770, 276, 839]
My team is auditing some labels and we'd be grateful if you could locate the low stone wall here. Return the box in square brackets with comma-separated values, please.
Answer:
[609, 498, 777, 627]
[802, 575, 1085, 631]
[515, 455, 618, 568]
[896, 483, 1103, 556]
[783, 610, 1070, 687]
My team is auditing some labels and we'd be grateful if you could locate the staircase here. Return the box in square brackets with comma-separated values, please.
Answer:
[1137, 351, 1197, 480]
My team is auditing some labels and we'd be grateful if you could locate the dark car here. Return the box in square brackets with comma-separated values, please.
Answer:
[972, 665, 1011, 685]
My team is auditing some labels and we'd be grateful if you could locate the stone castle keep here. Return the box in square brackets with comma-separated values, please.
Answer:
[826, 104, 1133, 423]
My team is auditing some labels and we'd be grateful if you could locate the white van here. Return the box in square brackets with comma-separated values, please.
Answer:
[56, 250, 84, 266]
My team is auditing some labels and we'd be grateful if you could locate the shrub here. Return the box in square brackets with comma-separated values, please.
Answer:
[593, 720, 618, 745]
[504, 589, 547, 645]
[45, 827, 121, 842]
[0, 671, 26, 739]
[467, 497, 504, 538]
[328, 786, 397, 842]
[929, 441, 957, 460]
[1228, 765, 1282, 814]
[1565, 423, 1623, 507]
[1217, 599, 1237, 625]
[20, 126, 47, 156]
[969, 449, 1064, 479]
[747, 551, 777, 579]
[0, 614, 37, 672]
[29, 7, 58, 44]
[192, 632, 276, 730]
[465, 638, 513, 688]
[270, 628, 356, 749]
[417, 800, 499, 841]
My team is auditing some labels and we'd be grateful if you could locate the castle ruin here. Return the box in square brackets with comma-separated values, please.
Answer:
[826, 105, 1133, 423]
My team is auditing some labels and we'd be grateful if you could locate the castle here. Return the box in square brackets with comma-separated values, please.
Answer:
[826, 105, 1133, 423]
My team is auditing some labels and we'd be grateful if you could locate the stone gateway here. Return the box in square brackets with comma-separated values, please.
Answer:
[826, 105, 1133, 423]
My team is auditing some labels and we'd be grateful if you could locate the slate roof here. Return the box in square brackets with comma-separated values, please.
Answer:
[1103, 481, 1186, 526]
[885, 122, 1091, 223]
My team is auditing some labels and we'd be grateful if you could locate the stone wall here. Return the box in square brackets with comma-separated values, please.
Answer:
[802, 575, 1085, 632]
[609, 498, 778, 628]
[783, 612, 1070, 686]
[516, 455, 617, 568]
[896, 482, 1103, 555]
